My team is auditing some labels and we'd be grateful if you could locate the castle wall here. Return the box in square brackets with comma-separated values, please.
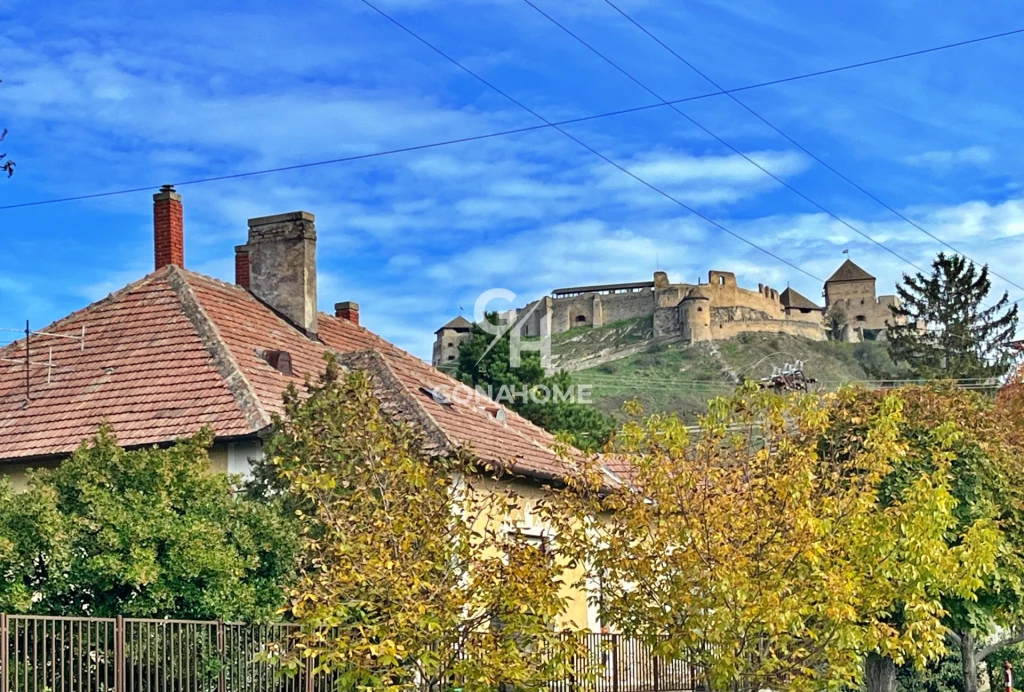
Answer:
[829, 293, 896, 334]
[596, 289, 655, 324]
[432, 327, 470, 366]
[550, 294, 600, 332]
[702, 279, 787, 319]
[825, 279, 876, 307]
[655, 285, 692, 308]
[710, 318, 825, 342]
[654, 306, 682, 337]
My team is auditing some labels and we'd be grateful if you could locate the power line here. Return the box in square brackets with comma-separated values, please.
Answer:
[355, 0, 824, 282]
[519, 0, 928, 275]
[3, 25, 1023, 211]
[598, 0, 1024, 297]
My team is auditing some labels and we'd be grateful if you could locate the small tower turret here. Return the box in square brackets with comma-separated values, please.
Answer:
[679, 286, 712, 343]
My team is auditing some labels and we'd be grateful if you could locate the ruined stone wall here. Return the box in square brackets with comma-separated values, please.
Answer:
[597, 289, 656, 324]
[654, 306, 682, 337]
[710, 319, 825, 342]
[702, 278, 787, 319]
[655, 284, 692, 308]
[550, 294, 599, 332]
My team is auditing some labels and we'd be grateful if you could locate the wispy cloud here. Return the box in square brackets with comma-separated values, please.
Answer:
[904, 146, 994, 169]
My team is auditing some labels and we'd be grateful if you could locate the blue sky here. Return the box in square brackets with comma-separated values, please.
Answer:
[3, 0, 1024, 359]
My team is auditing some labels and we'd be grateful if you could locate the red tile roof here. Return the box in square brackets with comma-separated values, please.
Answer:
[0, 266, 582, 482]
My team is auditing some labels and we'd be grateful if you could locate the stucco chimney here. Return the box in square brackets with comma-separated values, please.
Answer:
[335, 301, 359, 325]
[246, 211, 318, 336]
[153, 185, 184, 269]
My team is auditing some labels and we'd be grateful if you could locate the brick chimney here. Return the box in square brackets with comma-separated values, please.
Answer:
[153, 184, 184, 269]
[246, 211, 318, 335]
[234, 245, 250, 289]
[335, 301, 359, 325]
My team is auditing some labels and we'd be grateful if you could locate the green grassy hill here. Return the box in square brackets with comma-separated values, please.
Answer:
[555, 318, 904, 422]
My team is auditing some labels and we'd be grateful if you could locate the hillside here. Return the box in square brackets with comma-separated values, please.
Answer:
[554, 318, 904, 421]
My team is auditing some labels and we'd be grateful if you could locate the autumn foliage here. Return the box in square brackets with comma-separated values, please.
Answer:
[543, 385, 1005, 691]
[270, 356, 585, 691]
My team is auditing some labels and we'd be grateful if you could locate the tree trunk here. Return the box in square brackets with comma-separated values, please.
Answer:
[959, 630, 980, 692]
[865, 653, 897, 692]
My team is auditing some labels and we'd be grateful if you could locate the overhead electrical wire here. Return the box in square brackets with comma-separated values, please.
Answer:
[2, 24, 1023, 211]
[597, 0, 1024, 297]
[350, 0, 824, 282]
[518, 0, 931, 276]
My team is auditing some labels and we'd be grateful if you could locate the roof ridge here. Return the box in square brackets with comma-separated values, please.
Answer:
[0, 268, 169, 357]
[337, 349, 453, 456]
[826, 259, 875, 283]
[166, 266, 271, 432]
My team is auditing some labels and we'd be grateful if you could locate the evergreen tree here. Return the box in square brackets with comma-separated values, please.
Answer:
[887, 253, 1018, 380]
[455, 316, 615, 451]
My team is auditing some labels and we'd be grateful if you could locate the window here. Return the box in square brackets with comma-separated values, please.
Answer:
[855, 315, 866, 322]
[575, 315, 587, 323]
[447, 355, 455, 361]
[446, 342, 453, 347]
[719, 276, 725, 285]
[697, 306, 703, 312]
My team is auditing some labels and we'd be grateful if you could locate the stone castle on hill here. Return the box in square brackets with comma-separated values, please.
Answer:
[432, 260, 904, 367]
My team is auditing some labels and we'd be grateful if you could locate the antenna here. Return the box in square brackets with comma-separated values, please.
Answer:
[0, 321, 87, 400]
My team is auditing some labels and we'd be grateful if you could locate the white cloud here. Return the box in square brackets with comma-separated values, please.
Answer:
[904, 146, 994, 169]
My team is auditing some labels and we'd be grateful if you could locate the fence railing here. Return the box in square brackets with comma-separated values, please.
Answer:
[0, 614, 703, 692]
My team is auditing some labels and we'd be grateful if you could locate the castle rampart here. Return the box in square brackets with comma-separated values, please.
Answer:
[431, 260, 899, 366]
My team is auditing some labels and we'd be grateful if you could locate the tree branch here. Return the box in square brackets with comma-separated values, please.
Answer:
[946, 628, 962, 648]
[978, 629, 1024, 661]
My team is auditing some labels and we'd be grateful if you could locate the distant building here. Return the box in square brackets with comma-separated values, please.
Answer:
[433, 315, 473, 366]
[823, 260, 905, 342]
[431, 259, 904, 365]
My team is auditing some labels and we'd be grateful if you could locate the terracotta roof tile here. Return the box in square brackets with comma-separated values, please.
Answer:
[0, 264, 597, 483]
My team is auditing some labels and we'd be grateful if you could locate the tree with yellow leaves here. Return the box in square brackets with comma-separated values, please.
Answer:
[268, 355, 585, 691]
[543, 386, 1000, 691]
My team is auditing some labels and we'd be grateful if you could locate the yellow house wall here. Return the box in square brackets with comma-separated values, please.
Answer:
[2, 441, 243, 490]
[466, 474, 595, 632]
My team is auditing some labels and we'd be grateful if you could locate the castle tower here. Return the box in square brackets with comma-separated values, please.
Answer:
[432, 316, 473, 366]
[679, 286, 712, 343]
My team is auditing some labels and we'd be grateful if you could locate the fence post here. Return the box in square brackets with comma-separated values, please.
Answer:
[1, 613, 8, 692]
[653, 651, 660, 692]
[114, 615, 125, 692]
[611, 634, 619, 692]
[217, 621, 226, 692]
[305, 653, 314, 692]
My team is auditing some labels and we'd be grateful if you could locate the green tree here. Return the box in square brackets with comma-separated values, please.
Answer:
[545, 387, 998, 691]
[822, 385, 1022, 692]
[0, 427, 297, 620]
[826, 303, 847, 341]
[455, 317, 615, 450]
[271, 356, 585, 691]
[887, 253, 1018, 380]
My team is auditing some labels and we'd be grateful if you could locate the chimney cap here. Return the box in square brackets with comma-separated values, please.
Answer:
[335, 301, 359, 312]
[248, 211, 315, 227]
[154, 184, 181, 202]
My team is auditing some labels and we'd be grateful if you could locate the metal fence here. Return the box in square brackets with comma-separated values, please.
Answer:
[0, 614, 702, 692]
